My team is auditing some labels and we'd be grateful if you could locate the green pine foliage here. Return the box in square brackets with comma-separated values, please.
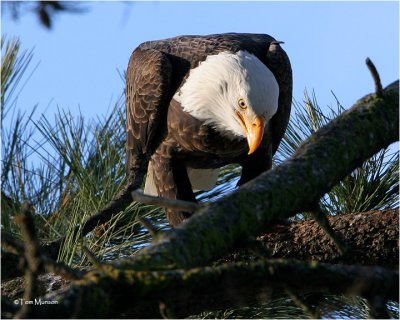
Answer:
[1, 37, 398, 318]
[1, 37, 36, 233]
[2, 36, 398, 265]
[1, 36, 164, 267]
[276, 90, 399, 215]
[193, 295, 392, 319]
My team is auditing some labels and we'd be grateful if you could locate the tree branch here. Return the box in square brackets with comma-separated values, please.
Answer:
[2, 209, 397, 304]
[366, 58, 384, 97]
[3, 78, 398, 318]
[14, 202, 42, 319]
[256, 209, 399, 268]
[115, 80, 399, 271]
[131, 190, 201, 212]
[17, 259, 399, 318]
[1, 224, 83, 282]
[308, 204, 348, 256]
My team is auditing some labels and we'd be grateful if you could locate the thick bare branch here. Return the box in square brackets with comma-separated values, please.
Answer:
[3, 80, 398, 318]
[19, 259, 399, 318]
[115, 80, 399, 271]
[2, 209, 398, 305]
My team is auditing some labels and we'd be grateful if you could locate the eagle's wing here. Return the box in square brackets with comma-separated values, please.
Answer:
[125, 48, 172, 178]
[265, 42, 293, 155]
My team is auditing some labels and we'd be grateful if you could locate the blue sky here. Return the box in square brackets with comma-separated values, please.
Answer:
[2, 1, 399, 123]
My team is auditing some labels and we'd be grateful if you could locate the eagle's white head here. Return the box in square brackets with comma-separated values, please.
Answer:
[174, 50, 279, 154]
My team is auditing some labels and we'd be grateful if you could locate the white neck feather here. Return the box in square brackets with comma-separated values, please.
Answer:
[174, 50, 279, 139]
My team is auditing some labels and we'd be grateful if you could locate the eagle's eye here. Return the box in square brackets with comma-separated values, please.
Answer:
[238, 98, 247, 110]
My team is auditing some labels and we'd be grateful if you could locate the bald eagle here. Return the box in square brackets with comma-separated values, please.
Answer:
[124, 33, 292, 227]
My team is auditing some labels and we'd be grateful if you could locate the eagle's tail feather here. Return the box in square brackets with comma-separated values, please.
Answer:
[78, 158, 147, 237]
[80, 181, 138, 236]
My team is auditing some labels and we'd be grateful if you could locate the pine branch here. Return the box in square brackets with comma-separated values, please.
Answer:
[6, 77, 398, 318]
[307, 204, 348, 256]
[116, 80, 399, 272]
[131, 190, 201, 212]
[1, 218, 83, 282]
[366, 58, 384, 97]
[14, 203, 42, 319]
[2, 208, 398, 303]
[16, 259, 399, 318]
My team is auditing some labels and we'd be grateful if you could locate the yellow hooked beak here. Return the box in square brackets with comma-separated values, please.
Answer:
[236, 111, 265, 155]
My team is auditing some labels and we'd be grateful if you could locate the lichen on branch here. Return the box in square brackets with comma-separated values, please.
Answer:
[116, 80, 399, 271]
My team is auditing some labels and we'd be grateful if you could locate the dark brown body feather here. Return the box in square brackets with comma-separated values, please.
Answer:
[125, 33, 292, 226]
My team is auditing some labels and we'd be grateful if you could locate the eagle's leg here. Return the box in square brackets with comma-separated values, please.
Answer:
[152, 151, 196, 227]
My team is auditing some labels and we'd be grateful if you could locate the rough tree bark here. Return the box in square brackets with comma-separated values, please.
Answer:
[2, 78, 397, 318]
[2, 208, 397, 284]
[260, 208, 399, 267]
[222, 208, 399, 268]
[3, 259, 398, 319]
[2, 209, 398, 317]
[114, 80, 399, 271]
